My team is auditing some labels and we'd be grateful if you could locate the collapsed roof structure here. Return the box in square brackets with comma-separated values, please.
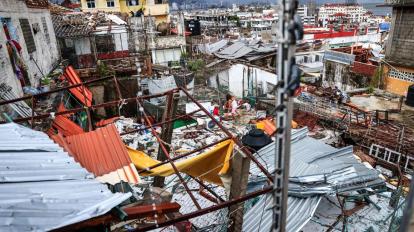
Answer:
[0, 123, 131, 231]
[244, 127, 385, 231]
[0, 72, 393, 230]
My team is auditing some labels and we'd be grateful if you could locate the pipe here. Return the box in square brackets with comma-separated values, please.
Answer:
[0, 92, 172, 124]
[120, 109, 202, 136]
[0, 75, 115, 106]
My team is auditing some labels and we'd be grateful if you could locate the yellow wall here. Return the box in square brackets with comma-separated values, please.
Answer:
[80, 0, 169, 24]
[119, 0, 145, 13]
[81, 0, 121, 12]
[384, 65, 414, 96]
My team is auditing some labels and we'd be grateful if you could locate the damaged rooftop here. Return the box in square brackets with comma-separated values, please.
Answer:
[0, 0, 414, 232]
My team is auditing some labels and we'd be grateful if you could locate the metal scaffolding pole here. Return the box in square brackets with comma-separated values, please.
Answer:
[273, 0, 303, 231]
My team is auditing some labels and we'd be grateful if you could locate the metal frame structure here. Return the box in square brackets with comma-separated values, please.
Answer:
[0, 79, 276, 230]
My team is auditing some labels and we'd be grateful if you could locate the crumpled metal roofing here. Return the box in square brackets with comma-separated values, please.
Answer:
[198, 39, 229, 54]
[0, 123, 131, 231]
[214, 42, 277, 60]
[243, 194, 321, 232]
[243, 127, 384, 232]
[50, 115, 84, 137]
[57, 124, 140, 185]
[324, 50, 356, 65]
[214, 42, 253, 59]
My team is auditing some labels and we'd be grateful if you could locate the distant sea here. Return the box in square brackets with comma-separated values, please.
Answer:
[362, 2, 392, 16]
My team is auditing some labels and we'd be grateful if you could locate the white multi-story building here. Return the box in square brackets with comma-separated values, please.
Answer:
[298, 5, 317, 25]
[319, 4, 369, 24]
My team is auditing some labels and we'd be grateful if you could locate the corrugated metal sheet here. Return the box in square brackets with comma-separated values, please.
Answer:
[0, 123, 63, 152]
[51, 115, 84, 137]
[62, 66, 93, 107]
[0, 83, 35, 119]
[0, 123, 131, 231]
[214, 42, 253, 59]
[60, 124, 140, 185]
[243, 194, 321, 232]
[250, 127, 383, 195]
[243, 127, 384, 232]
[324, 50, 355, 64]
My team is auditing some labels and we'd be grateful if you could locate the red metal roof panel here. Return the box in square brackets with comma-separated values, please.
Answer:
[62, 125, 140, 184]
[51, 115, 84, 137]
[62, 66, 93, 107]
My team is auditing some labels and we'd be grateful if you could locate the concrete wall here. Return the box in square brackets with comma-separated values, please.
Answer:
[208, 63, 277, 98]
[323, 60, 355, 91]
[0, 0, 59, 96]
[386, 6, 414, 67]
[155, 35, 186, 49]
[384, 64, 414, 95]
[152, 47, 181, 66]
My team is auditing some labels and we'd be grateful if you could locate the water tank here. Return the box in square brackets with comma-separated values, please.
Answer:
[185, 19, 201, 36]
[406, 84, 414, 107]
[379, 22, 390, 32]
[241, 128, 272, 152]
[157, 22, 169, 36]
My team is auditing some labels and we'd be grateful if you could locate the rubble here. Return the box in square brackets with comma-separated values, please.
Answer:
[0, 1, 413, 231]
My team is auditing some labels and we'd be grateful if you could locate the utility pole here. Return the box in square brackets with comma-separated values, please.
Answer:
[272, 0, 303, 230]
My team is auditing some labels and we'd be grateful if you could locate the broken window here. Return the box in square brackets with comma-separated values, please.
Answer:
[95, 35, 115, 53]
[127, 0, 139, 6]
[86, 0, 95, 8]
[41, 17, 50, 44]
[107, 0, 115, 7]
[19, 18, 36, 54]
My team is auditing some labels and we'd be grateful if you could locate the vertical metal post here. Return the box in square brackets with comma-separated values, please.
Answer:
[113, 75, 122, 100]
[153, 92, 179, 187]
[31, 96, 35, 128]
[137, 98, 202, 210]
[273, 0, 302, 231]
[80, 84, 93, 131]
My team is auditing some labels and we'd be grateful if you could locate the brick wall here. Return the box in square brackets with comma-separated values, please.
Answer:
[352, 61, 378, 77]
[386, 6, 414, 67]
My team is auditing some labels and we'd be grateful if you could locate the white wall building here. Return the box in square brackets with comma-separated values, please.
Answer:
[0, 0, 59, 97]
[319, 4, 369, 24]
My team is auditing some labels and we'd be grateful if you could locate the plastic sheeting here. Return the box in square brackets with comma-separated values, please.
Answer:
[128, 140, 234, 185]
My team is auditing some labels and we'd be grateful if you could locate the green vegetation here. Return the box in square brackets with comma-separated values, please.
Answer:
[41, 75, 51, 86]
[369, 65, 384, 90]
[97, 61, 114, 77]
[187, 59, 205, 72]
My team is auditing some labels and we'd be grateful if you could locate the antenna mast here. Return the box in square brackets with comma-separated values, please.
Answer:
[272, 0, 303, 230]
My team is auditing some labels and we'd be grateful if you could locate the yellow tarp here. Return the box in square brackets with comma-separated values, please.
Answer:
[127, 140, 234, 185]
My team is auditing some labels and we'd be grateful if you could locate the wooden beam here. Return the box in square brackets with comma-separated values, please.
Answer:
[52, 202, 181, 232]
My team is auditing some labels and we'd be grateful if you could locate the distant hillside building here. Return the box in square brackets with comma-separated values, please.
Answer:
[382, 0, 414, 95]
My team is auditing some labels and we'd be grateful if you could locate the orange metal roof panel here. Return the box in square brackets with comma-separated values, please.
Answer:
[51, 115, 84, 137]
[63, 125, 140, 184]
[63, 66, 93, 107]
[96, 117, 120, 127]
